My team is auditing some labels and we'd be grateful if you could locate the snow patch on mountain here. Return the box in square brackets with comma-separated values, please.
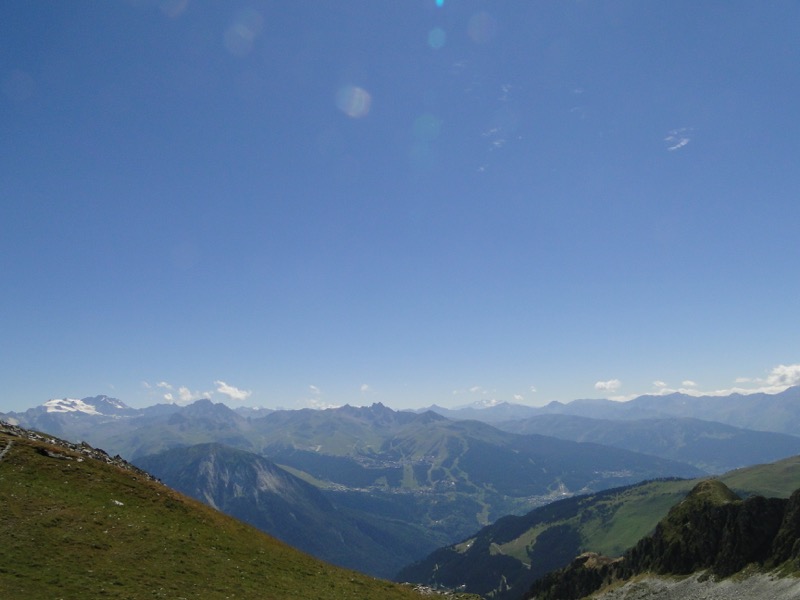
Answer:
[45, 398, 101, 415]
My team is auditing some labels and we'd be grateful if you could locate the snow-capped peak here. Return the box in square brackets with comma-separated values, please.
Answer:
[44, 398, 101, 415]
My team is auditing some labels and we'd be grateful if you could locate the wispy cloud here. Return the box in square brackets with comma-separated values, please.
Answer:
[214, 380, 252, 402]
[595, 379, 622, 392]
[303, 384, 339, 410]
[665, 127, 692, 151]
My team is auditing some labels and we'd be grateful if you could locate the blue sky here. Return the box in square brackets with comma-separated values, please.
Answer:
[2, 1, 799, 412]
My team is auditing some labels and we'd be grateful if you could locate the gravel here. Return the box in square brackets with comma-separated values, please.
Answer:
[591, 572, 800, 600]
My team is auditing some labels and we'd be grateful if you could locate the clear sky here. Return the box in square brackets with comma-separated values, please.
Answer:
[2, 1, 799, 412]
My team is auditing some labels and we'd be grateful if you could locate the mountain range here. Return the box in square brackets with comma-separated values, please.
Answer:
[492, 414, 800, 474]
[5, 388, 800, 591]
[423, 386, 800, 436]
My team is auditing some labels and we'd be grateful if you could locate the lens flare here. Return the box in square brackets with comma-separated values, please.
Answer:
[428, 27, 446, 50]
[336, 85, 372, 118]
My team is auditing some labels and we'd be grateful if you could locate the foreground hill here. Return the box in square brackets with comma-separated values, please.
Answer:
[0, 421, 475, 600]
[397, 456, 800, 599]
[525, 480, 800, 600]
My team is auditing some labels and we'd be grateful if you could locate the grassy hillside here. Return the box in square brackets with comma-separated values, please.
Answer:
[0, 428, 476, 600]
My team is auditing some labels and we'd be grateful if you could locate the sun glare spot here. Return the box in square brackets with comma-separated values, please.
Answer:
[436, 0, 444, 7]
[336, 85, 372, 118]
[428, 27, 446, 50]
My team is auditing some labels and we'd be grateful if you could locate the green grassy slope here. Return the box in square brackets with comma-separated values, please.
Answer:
[0, 430, 475, 600]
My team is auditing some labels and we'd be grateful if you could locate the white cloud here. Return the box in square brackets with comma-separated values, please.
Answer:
[360, 383, 371, 393]
[653, 380, 667, 388]
[615, 363, 800, 402]
[306, 398, 340, 410]
[178, 386, 210, 404]
[513, 394, 524, 402]
[214, 380, 252, 402]
[766, 364, 800, 388]
[302, 384, 339, 410]
[151, 380, 209, 404]
[530, 386, 537, 393]
[595, 379, 622, 392]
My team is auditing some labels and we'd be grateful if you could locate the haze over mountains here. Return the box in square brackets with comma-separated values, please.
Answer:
[421, 385, 800, 435]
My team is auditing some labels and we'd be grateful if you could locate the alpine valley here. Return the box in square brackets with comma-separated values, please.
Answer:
[4, 387, 800, 598]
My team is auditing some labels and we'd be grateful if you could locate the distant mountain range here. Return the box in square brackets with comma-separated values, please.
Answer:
[493, 414, 800, 474]
[422, 386, 800, 436]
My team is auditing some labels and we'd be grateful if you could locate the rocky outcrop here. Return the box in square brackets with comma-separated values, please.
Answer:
[526, 480, 800, 600]
[0, 420, 158, 481]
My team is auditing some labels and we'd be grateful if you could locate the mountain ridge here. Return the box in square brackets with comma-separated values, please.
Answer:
[525, 480, 800, 600]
